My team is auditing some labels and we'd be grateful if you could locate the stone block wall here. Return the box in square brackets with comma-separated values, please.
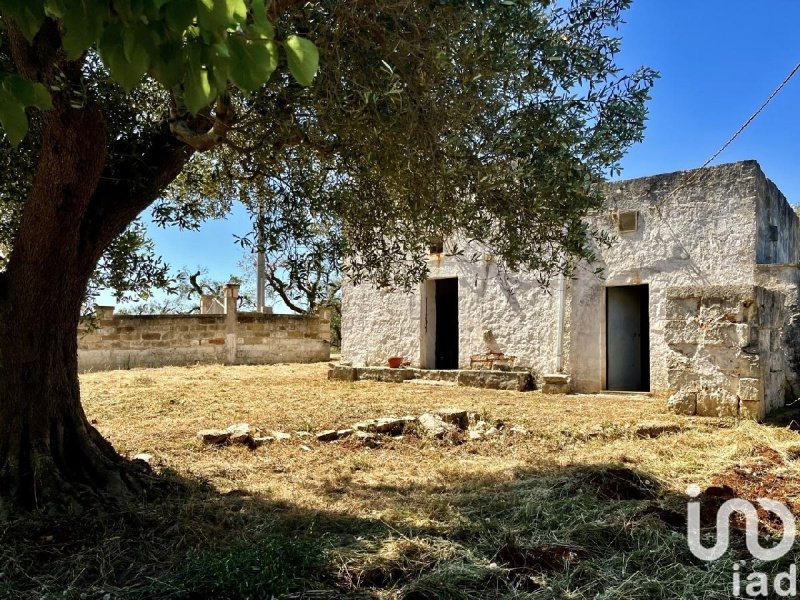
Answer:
[664, 285, 786, 419]
[78, 286, 330, 372]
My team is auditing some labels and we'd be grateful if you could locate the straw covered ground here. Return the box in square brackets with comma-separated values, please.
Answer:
[3, 361, 800, 598]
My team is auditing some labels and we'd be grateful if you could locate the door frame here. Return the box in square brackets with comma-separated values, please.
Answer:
[420, 277, 459, 369]
[604, 284, 650, 392]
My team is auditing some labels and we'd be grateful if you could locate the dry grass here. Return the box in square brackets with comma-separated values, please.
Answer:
[4, 362, 800, 598]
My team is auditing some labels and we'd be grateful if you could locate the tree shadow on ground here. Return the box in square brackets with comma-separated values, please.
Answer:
[0, 455, 792, 599]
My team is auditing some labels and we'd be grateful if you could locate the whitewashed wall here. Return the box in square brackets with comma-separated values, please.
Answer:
[342, 161, 799, 398]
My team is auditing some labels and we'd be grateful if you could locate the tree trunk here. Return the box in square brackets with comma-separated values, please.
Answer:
[0, 295, 141, 513]
[0, 94, 149, 513]
[0, 20, 200, 513]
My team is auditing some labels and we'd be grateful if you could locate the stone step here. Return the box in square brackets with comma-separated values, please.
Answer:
[403, 378, 458, 387]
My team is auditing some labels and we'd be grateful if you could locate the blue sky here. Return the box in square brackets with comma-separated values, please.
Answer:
[101, 0, 800, 308]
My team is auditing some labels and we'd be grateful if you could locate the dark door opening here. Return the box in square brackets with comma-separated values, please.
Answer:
[435, 278, 459, 369]
[606, 285, 650, 391]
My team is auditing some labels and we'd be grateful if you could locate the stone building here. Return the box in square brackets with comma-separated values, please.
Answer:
[341, 161, 800, 419]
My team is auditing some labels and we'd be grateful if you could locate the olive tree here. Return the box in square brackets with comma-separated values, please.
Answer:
[0, 0, 655, 512]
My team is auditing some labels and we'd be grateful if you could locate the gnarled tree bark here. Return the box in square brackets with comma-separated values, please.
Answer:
[0, 22, 196, 513]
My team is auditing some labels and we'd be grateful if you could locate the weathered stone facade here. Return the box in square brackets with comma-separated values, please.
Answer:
[341, 161, 800, 419]
[79, 287, 331, 371]
[664, 286, 786, 419]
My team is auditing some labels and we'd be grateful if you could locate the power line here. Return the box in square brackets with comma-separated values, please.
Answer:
[647, 61, 800, 210]
[699, 61, 800, 172]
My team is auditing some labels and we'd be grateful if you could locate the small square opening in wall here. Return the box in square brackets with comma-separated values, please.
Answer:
[617, 210, 639, 233]
[428, 235, 445, 254]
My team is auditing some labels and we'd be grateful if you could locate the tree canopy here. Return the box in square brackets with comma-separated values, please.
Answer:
[0, 0, 655, 511]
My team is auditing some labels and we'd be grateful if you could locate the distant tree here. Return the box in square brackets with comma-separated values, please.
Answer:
[0, 0, 654, 512]
[116, 267, 255, 314]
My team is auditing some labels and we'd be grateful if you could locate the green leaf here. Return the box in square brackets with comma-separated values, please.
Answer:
[196, 0, 246, 31]
[62, 0, 105, 59]
[249, 0, 274, 38]
[184, 67, 215, 114]
[4, 0, 46, 40]
[164, 0, 196, 31]
[113, 0, 135, 21]
[149, 40, 185, 88]
[228, 36, 278, 91]
[183, 44, 216, 113]
[0, 90, 28, 146]
[44, 0, 67, 18]
[98, 25, 150, 90]
[284, 35, 318, 86]
[1, 76, 52, 110]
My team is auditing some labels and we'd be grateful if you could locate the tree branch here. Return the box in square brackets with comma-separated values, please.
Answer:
[265, 270, 306, 314]
[78, 121, 194, 272]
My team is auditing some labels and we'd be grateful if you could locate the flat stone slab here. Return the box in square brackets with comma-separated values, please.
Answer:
[197, 429, 231, 445]
[457, 370, 534, 392]
[330, 366, 535, 392]
[403, 379, 457, 387]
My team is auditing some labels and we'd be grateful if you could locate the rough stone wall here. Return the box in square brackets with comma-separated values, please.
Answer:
[756, 264, 800, 397]
[755, 173, 800, 264]
[78, 306, 330, 372]
[568, 161, 764, 393]
[664, 286, 786, 419]
[341, 161, 799, 411]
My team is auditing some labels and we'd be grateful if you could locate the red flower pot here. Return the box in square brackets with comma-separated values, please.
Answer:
[387, 356, 404, 368]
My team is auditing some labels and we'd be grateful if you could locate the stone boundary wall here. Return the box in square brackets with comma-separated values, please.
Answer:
[665, 285, 786, 419]
[78, 285, 330, 372]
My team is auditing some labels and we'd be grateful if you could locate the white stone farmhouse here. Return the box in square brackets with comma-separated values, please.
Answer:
[341, 161, 800, 419]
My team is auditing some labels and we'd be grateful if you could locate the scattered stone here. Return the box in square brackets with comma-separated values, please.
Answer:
[132, 453, 153, 464]
[197, 429, 231, 445]
[336, 428, 355, 439]
[418, 413, 457, 439]
[354, 417, 410, 435]
[300, 444, 312, 452]
[484, 427, 500, 438]
[435, 408, 469, 429]
[316, 429, 340, 442]
[296, 431, 313, 439]
[468, 430, 483, 441]
[635, 421, 682, 439]
[271, 431, 292, 442]
[252, 436, 274, 448]
[355, 431, 381, 448]
[226, 423, 253, 445]
[227, 423, 250, 436]
[509, 426, 529, 436]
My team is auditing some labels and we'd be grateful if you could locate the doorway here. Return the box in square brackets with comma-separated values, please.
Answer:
[606, 285, 650, 391]
[433, 278, 459, 369]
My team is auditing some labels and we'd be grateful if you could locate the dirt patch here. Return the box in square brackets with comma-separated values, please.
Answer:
[496, 535, 586, 591]
[711, 445, 799, 511]
[637, 504, 687, 530]
[582, 467, 660, 501]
